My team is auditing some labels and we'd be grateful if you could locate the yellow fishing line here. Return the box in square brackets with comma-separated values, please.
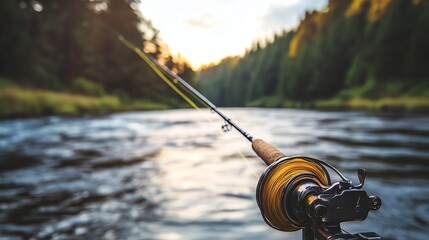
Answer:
[238, 151, 259, 179]
[117, 35, 201, 111]
[260, 158, 329, 231]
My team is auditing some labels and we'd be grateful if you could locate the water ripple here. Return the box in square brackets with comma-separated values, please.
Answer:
[0, 109, 428, 239]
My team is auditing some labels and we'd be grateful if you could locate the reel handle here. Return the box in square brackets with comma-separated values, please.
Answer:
[252, 139, 286, 165]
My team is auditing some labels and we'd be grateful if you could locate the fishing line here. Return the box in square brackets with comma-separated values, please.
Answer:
[117, 35, 201, 111]
[256, 157, 329, 231]
[238, 151, 259, 179]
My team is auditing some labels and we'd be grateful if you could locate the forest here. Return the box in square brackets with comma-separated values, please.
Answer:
[1, 0, 429, 118]
[0, 0, 194, 117]
[197, 0, 429, 111]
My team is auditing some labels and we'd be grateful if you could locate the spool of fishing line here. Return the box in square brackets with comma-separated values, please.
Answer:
[256, 157, 330, 231]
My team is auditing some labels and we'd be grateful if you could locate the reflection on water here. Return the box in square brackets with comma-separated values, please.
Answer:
[0, 108, 428, 240]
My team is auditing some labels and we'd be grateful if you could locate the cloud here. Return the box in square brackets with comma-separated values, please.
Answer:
[182, 13, 222, 29]
[261, 0, 328, 32]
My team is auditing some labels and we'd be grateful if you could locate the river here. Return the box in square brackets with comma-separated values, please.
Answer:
[0, 108, 428, 240]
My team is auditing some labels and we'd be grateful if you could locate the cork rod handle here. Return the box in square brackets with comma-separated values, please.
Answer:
[252, 139, 286, 166]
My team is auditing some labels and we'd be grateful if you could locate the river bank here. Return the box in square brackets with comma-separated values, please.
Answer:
[0, 86, 170, 119]
[247, 96, 429, 113]
[1, 86, 428, 119]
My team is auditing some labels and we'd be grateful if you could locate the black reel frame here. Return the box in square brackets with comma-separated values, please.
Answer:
[256, 156, 382, 240]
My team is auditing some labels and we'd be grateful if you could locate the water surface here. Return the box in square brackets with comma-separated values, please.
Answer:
[0, 108, 428, 239]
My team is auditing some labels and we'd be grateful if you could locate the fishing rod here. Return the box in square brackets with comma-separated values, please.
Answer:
[91, 10, 383, 240]
[123, 39, 383, 240]
[117, 35, 254, 142]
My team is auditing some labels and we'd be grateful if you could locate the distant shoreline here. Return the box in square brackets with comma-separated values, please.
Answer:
[0, 86, 171, 119]
[246, 97, 429, 114]
[1, 86, 428, 120]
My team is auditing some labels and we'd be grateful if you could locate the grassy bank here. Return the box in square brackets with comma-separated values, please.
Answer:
[2, 86, 428, 119]
[315, 97, 429, 112]
[0, 87, 169, 118]
[247, 96, 429, 113]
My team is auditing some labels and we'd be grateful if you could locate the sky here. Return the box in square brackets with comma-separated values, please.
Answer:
[139, 0, 328, 69]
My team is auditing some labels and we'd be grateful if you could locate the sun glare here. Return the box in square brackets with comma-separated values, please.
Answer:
[139, 0, 328, 69]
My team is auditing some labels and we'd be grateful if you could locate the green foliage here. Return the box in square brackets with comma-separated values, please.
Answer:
[247, 95, 283, 108]
[118, 99, 170, 111]
[315, 97, 429, 113]
[32, 65, 59, 89]
[0, 77, 18, 87]
[197, 0, 429, 111]
[72, 77, 105, 97]
[0, 0, 196, 118]
[404, 82, 429, 97]
[0, 87, 120, 118]
[346, 56, 368, 87]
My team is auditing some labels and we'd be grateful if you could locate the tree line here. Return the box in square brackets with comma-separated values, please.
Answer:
[0, 0, 194, 106]
[197, 0, 429, 107]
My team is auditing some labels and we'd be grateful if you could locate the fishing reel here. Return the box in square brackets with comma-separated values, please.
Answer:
[252, 139, 382, 240]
